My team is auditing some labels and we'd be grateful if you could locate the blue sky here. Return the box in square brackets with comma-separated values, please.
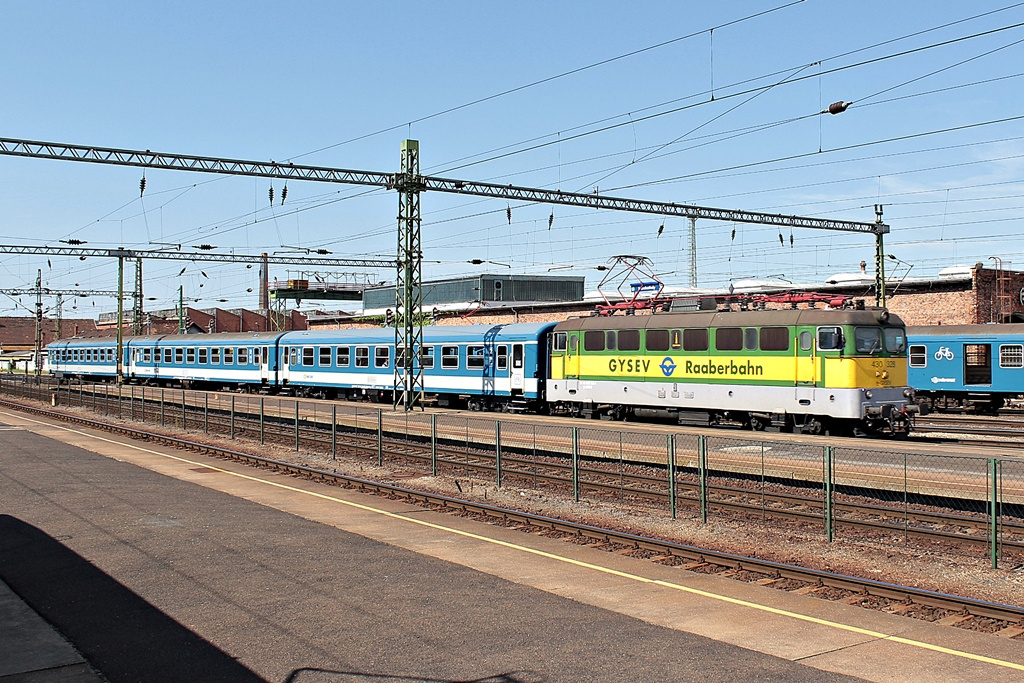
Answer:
[3, 0, 1024, 316]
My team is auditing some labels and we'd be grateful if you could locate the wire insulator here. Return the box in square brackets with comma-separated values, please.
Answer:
[548, 211, 554, 230]
[826, 101, 850, 115]
[281, 185, 288, 205]
[269, 186, 275, 205]
[139, 175, 147, 197]
[507, 205, 512, 224]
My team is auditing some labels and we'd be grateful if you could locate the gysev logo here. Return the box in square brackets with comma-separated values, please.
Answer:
[660, 357, 676, 376]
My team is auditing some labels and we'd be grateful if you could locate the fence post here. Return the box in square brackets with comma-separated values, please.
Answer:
[204, 394, 209, 433]
[140, 386, 145, 423]
[181, 389, 187, 430]
[80, 382, 84, 408]
[698, 434, 708, 524]
[160, 388, 165, 427]
[331, 404, 337, 460]
[259, 397, 265, 445]
[431, 413, 437, 476]
[572, 427, 580, 502]
[668, 434, 676, 519]
[130, 386, 134, 421]
[230, 396, 235, 440]
[295, 400, 300, 451]
[989, 458, 1000, 570]
[824, 445, 834, 543]
[377, 409, 383, 467]
[495, 421, 502, 489]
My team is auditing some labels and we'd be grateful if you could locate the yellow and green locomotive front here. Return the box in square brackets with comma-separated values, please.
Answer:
[546, 307, 912, 432]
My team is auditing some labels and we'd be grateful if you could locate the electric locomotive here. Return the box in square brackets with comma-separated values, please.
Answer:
[547, 307, 915, 436]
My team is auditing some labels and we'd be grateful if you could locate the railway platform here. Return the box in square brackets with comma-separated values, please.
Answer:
[1, 407, 1023, 682]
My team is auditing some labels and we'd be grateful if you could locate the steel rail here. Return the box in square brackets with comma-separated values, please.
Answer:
[1, 395, 1020, 624]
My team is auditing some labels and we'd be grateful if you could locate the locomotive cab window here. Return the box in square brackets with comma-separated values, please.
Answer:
[884, 329, 906, 353]
[759, 327, 789, 352]
[605, 331, 617, 351]
[909, 345, 928, 368]
[799, 331, 812, 352]
[618, 329, 640, 351]
[854, 327, 883, 354]
[552, 332, 567, 352]
[646, 329, 669, 352]
[568, 334, 579, 353]
[817, 327, 843, 351]
[584, 330, 605, 352]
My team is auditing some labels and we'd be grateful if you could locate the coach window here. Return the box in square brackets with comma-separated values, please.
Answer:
[211, 347, 221, 364]
[552, 332, 567, 352]
[909, 345, 927, 368]
[198, 348, 208, 364]
[759, 327, 790, 352]
[496, 344, 508, 370]
[884, 329, 906, 354]
[854, 327, 883, 354]
[618, 329, 640, 351]
[744, 327, 759, 351]
[646, 329, 670, 352]
[355, 346, 370, 368]
[239, 347, 249, 365]
[337, 346, 350, 367]
[186, 348, 196, 364]
[289, 348, 298, 366]
[225, 347, 235, 365]
[716, 327, 743, 351]
[162, 348, 172, 364]
[419, 345, 435, 369]
[817, 327, 843, 351]
[174, 348, 184, 364]
[319, 346, 331, 367]
[441, 345, 459, 369]
[374, 346, 390, 368]
[1000, 344, 1023, 368]
[467, 345, 485, 369]
[584, 330, 605, 352]
[301, 347, 313, 366]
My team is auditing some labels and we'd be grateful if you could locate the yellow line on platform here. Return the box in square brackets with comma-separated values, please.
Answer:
[5, 408, 1023, 673]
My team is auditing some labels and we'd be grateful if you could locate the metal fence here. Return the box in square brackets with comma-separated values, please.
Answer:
[3, 376, 1021, 568]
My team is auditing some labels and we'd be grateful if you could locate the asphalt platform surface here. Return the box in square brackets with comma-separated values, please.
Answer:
[0, 412, 874, 683]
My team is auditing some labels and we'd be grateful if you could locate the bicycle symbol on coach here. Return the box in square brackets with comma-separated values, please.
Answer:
[934, 346, 955, 361]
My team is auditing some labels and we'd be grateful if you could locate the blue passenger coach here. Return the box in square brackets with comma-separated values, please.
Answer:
[907, 324, 1024, 413]
[277, 323, 555, 408]
[125, 332, 286, 390]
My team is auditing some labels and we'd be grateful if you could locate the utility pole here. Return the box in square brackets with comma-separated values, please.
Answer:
[116, 254, 124, 383]
[34, 269, 43, 383]
[874, 204, 886, 307]
[178, 285, 184, 335]
[132, 257, 143, 335]
[689, 217, 698, 289]
[394, 140, 424, 410]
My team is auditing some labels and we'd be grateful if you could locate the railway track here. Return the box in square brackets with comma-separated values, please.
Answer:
[1, 394, 1022, 633]
[8, 381, 1024, 557]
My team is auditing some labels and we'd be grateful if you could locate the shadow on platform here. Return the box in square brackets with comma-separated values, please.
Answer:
[0, 514, 265, 683]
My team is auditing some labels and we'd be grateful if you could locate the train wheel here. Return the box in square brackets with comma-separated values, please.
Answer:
[749, 415, 768, 431]
[610, 404, 627, 421]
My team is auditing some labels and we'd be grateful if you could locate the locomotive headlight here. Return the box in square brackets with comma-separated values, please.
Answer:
[864, 390, 874, 399]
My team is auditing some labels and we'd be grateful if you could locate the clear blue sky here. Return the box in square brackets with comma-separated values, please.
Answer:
[2, 0, 1023, 316]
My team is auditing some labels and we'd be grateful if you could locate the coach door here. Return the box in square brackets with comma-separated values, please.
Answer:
[510, 343, 524, 393]
[565, 332, 580, 392]
[964, 343, 992, 385]
[260, 346, 271, 383]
